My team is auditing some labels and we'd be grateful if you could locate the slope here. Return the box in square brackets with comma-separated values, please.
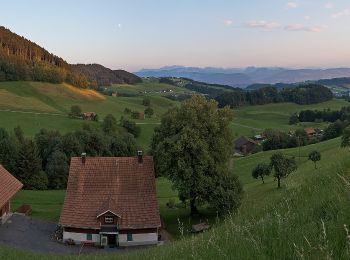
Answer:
[0, 81, 178, 149]
[3, 137, 350, 259]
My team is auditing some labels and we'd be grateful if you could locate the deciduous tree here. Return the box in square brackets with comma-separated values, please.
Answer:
[152, 95, 242, 215]
[308, 150, 321, 169]
[252, 163, 271, 184]
[270, 152, 297, 188]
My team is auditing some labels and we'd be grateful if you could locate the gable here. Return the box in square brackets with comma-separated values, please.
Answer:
[59, 156, 161, 230]
[0, 165, 23, 208]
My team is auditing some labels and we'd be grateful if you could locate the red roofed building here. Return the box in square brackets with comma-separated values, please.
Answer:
[304, 127, 316, 137]
[0, 165, 23, 224]
[59, 152, 161, 247]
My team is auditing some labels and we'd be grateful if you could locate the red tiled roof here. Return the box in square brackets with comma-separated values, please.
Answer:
[304, 127, 316, 135]
[59, 156, 161, 230]
[0, 165, 23, 208]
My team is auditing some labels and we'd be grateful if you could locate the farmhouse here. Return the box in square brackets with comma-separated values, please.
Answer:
[304, 127, 316, 137]
[82, 112, 97, 121]
[0, 165, 23, 224]
[59, 152, 161, 248]
[234, 136, 259, 155]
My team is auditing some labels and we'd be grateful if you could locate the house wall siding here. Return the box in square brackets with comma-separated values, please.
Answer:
[119, 232, 158, 246]
[0, 201, 10, 224]
[63, 231, 100, 244]
[63, 229, 159, 246]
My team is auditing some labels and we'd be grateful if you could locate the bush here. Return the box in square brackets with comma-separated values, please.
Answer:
[142, 97, 151, 106]
[69, 105, 82, 118]
[166, 198, 176, 209]
[145, 107, 154, 118]
[26, 171, 48, 190]
[120, 117, 141, 137]
[124, 108, 131, 114]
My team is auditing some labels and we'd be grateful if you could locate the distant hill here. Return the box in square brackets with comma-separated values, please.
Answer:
[0, 26, 140, 88]
[136, 66, 350, 88]
[71, 64, 141, 86]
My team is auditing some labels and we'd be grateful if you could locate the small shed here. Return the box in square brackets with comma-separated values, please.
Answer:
[304, 127, 316, 137]
[234, 136, 259, 155]
[191, 223, 210, 233]
[82, 112, 97, 121]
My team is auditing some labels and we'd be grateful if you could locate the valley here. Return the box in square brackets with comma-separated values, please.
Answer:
[1, 9, 350, 258]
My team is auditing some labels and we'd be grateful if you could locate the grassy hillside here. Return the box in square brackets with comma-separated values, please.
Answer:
[0, 81, 178, 149]
[1, 81, 348, 150]
[231, 99, 350, 138]
[5, 138, 350, 259]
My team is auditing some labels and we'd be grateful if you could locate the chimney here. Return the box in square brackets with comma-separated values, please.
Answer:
[137, 150, 143, 164]
[81, 153, 86, 164]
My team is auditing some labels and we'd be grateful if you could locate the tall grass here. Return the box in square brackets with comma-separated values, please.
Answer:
[2, 142, 350, 259]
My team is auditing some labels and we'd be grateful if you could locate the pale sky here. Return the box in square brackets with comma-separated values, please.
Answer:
[1, 0, 350, 71]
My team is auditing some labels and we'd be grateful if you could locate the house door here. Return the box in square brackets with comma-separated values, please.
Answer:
[107, 234, 116, 247]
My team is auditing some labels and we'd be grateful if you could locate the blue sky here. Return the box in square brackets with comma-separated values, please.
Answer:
[1, 0, 350, 71]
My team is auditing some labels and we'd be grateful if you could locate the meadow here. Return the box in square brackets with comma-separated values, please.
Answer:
[0, 81, 178, 150]
[5, 137, 350, 259]
[2, 81, 350, 258]
[231, 99, 349, 138]
[0, 81, 348, 150]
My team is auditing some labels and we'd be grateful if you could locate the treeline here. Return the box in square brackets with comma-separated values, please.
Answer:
[0, 26, 91, 88]
[291, 106, 350, 123]
[262, 120, 349, 152]
[0, 124, 137, 190]
[159, 77, 235, 97]
[216, 84, 333, 108]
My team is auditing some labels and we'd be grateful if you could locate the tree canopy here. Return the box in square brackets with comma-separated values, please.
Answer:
[252, 163, 271, 184]
[151, 95, 243, 215]
[308, 151, 321, 169]
[270, 153, 297, 188]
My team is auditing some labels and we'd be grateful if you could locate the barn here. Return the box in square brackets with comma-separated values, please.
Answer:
[0, 165, 23, 224]
[59, 152, 161, 247]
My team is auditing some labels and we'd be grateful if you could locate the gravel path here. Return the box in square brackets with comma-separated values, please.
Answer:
[0, 214, 103, 254]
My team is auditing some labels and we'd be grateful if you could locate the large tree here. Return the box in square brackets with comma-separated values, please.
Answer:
[252, 163, 271, 184]
[341, 126, 350, 148]
[46, 150, 69, 189]
[17, 139, 47, 190]
[308, 150, 321, 169]
[34, 129, 62, 170]
[270, 153, 297, 188]
[0, 137, 18, 174]
[151, 95, 242, 215]
[103, 114, 118, 134]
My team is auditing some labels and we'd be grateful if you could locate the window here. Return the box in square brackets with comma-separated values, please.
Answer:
[105, 216, 114, 224]
[86, 233, 92, 241]
[127, 233, 133, 242]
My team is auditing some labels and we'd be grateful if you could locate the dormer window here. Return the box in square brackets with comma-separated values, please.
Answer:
[105, 216, 114, 223]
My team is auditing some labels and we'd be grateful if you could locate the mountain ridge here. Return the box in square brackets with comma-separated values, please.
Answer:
[136, 66, 350, 87]
[0, 26, 139, 88]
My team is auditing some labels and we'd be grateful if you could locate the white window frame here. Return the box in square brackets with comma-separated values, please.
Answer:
[104, 216, 114, 223]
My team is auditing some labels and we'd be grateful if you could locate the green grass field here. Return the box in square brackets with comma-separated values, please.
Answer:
[5, 137, 350, 259]
[0, 81, 179, 150]
[231, 99, 350, 137]
[3, 80, 350, 258]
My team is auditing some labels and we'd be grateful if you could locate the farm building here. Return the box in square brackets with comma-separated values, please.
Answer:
[82, 112, 98, 121]
[59, 152, 161, 248]
[234, 136, 259, 155]
[0, 165, 23, 224]
[304, 127, 316, 137]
